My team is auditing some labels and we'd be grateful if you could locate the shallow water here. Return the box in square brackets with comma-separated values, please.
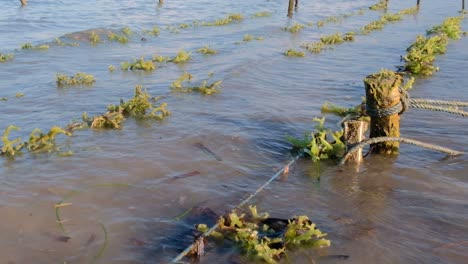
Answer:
[1, 0, 467, 263]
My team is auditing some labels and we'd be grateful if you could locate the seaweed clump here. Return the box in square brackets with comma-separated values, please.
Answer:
[0, 53, 14, 63]
[1, 125, 24, 157]
[193, 206, 330, 264]
[197, 46, 218, 55]
[203, 13, 244, 26]
[282, 22, 305, 33]
[56, 72, 96, 86]
[121, 57, 156, 71]
[283, 49, 305, 57]
[369, 0, 387, 11]
[287, 117, 345, 163]
[403, 34, 448, 76]
[21, 43, 49, 50]
[427, 16, 465, 39]
[171, 50, 192, 63]
[83, 85, 170, 129]
[171, 72, 222, 95]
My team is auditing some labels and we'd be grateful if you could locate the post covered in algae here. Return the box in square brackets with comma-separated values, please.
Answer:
[364, 70, 403, 154]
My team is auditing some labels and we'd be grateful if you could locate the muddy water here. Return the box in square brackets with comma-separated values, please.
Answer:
[1, 0, 467, 263]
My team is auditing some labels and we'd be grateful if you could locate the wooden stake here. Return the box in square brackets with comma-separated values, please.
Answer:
[463, 0, 465, 10]
[364, 71, 403, 154]
[343, 120, 368, 163]
[20, 0, 27, 6]
[417, 0, 420, 6]
[288, 0, 295, 17]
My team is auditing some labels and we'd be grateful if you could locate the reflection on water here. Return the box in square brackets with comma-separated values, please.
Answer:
[1, 0, 468, 263]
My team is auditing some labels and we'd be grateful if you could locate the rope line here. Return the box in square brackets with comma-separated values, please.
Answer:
[169, 153, 303, 264]
[339, 136, 464, 165]
[409, 103, 468, 117]
[409, 98, 468, 107]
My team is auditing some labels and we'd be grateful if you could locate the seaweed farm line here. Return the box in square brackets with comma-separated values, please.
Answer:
[1, 1, 468, 263]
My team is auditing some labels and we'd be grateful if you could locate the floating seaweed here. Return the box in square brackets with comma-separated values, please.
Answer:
[193, 206, 330, 264]
[54, 38, 79, 47]
[171, 50, 191, 63]
[197, 46, 218, 55]
[121, 26, 133, 36]
[21, 43, 49, 50]
[282, 22, 305, 33]
[26, 127, 71, 153]
[171, 72, 222, 95]
[203, 13, 244, 26]
[152, 54, 171, 63]
[56, 72, 96, 86]
[403, 34, 448, 75]
[89, 31, 101, 44]
[369, 0, 387, 11]
[178, 23, 191, 29]
[109, 85, 171, 119]
[242, 34, 264, 42]
[0, 53, 14, 63]
[287, 117, 345, 162]
[82, 111, 124, 129]
[107, 32, 129, 43]
[15, 93, 24, 98]
[0, 125, 24, 157]
[108, 65, 115, 72]
[283, 49, 305, 57]
[321, 102, 361, 117]
[121, 57, 156, 71]
[427, 15, 465, 39]
[143, 26, 160, 36]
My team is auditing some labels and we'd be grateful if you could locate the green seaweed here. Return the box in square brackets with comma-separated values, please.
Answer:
[321, 102, 361, 117]
[143, 26, 160, 36]
[92, 222, 108, 263]
[1, 125, 25, 157]
[171, 72, 222, 95]
[21, 43, 49, 50]
[56, 72, 96, 86]
[171, 50, 191, 63]
[0, 53, 14, 63]
[54, 38, 79, 47]
[15, 93, 24, 98]
[287, 117, 345, 162]
[89, 31, 101, 44]
[283, 49, 305, 57]
[369, 0, 387, 11]
[403, 34, 448, 75]
[195, 206, 329, 264]
[121, 26, 133, 36]
[427, 16, 465, 39]
[152, 54, 171, 63]
[110, 85, 171, 119]
[301, 41, 325, 54]
[26, 126, 71, 153]
[108, 65, 115, 72]
[107, 32, 129, 43]
[197, 46, 218, 55]
[82, 111, 125, 129]
[121, 57, 156, 71]
[397, 6, 419, 15]
[203, 13, 244, 26]
[282, 22, 305, 33]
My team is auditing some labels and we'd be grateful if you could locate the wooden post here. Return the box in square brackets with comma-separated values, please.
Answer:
[463, 0, 465, 10]
[295, 0, 299, 10]
[417, 0, 420, 6]
[288, 0, 295, 17]
[364, 70, 403, 154]
[343, 121, 368, 164]
[20, 0, 27, 6]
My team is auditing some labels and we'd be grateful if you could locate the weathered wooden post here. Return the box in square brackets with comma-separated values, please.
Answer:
[343, 120, 368, 163]
[364, 70, 403, 154]
[288, 0, 295, 17]
[463, 0, 465, 10]
[20, 0, 27, 6]
[417, 0, 420, 6]
[295, 0, 299, 10]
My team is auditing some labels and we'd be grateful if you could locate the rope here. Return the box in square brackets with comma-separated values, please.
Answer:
[409, 103, 468, 117]
[339, 136, 465, 165]
[409, 98, 468, 107]
[366, 101, 403, 118]
[168, 153, 303, 264]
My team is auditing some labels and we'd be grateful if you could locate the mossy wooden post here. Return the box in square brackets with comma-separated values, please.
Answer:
[343, 120, 368, 163]
[288, 0, 295, 17]
[364, 70, 403, 154]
